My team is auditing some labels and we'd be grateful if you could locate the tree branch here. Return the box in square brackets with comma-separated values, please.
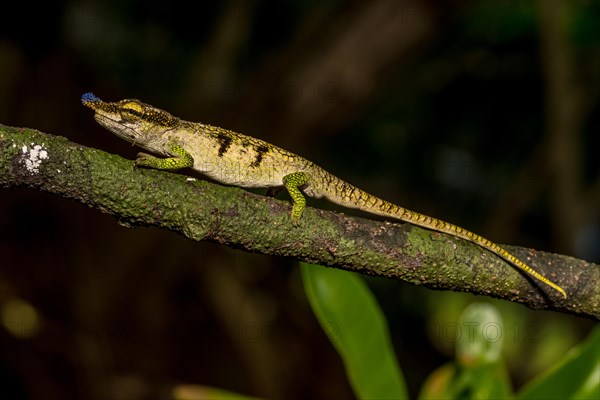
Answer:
[1, 124, 598, 320]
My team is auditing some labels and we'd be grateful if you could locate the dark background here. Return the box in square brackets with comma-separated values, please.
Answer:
[0, 1, 598, 399]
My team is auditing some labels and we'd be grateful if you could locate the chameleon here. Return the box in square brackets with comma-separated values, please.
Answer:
[81, 92, 566, 299]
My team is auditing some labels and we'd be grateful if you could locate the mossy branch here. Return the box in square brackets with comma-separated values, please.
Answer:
[1, 124, 598, 320]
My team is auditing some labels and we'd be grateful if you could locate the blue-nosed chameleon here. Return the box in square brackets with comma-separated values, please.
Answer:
[81, 92, 566, 299]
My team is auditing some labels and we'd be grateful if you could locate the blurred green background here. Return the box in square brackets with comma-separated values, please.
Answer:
[0, 1, 598, 399]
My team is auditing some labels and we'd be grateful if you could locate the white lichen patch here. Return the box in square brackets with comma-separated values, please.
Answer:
[21, 143, 49, 174]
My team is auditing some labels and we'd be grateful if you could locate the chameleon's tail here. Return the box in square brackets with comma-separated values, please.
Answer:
[313, 172, 567, 299]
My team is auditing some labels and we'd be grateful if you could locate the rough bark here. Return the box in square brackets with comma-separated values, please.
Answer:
[1, 124, 598, 320]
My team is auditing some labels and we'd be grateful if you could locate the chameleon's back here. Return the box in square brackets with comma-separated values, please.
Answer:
[180, 122, 315, 189]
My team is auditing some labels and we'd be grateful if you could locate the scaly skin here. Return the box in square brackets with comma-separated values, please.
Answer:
[81, 92, 567, 299]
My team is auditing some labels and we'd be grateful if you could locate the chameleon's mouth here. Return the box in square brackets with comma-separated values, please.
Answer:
[82, 92, 139, 145]
[93, 112, 139, 145]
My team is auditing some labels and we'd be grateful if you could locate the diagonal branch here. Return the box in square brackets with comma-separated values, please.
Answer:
[1, 124, 598, 320]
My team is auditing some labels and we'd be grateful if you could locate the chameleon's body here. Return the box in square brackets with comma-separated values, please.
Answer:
[81, 92, 566, 299]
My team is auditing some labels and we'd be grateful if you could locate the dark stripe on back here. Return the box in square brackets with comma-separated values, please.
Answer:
[216, 133, 232, 157]
[251, 145, 269, 168]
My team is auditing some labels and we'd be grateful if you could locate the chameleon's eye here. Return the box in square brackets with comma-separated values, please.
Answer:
[120, 101, 144, 119]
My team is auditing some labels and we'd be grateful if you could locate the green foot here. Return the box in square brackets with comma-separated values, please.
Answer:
[283, 171, 309, 225]
[134, 141, 194, 171]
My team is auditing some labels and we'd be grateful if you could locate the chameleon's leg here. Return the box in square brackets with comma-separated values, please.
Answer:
[266, 187, 284, 197]
[135, 141, 194, 171]
[282, 172, 309, 225]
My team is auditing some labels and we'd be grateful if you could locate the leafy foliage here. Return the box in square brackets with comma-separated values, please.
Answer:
[301, 263, 408, 400]
[302, 265, 599, 400]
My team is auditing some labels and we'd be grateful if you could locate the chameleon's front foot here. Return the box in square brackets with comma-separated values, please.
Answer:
[135, 152, 162, 168]
[134, 142, 194, 171]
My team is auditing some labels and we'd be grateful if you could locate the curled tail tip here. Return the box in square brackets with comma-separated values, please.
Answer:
[548, 281, 567, 299]
[558, 287, 567, 299]
[81, 92, 101, 104]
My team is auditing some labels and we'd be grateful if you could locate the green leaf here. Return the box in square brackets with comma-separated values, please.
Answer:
[418, 363, 459, 400]
[456, 303, 505, 367]
[300, 263, 408, 400]
[517, 325, 600, 400]
[419, 303, 513, 400]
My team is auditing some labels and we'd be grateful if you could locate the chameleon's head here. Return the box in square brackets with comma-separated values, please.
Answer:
[81, 92, 180, 145]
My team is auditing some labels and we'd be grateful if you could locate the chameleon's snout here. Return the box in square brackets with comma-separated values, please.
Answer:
[81, 92, 102, 106]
